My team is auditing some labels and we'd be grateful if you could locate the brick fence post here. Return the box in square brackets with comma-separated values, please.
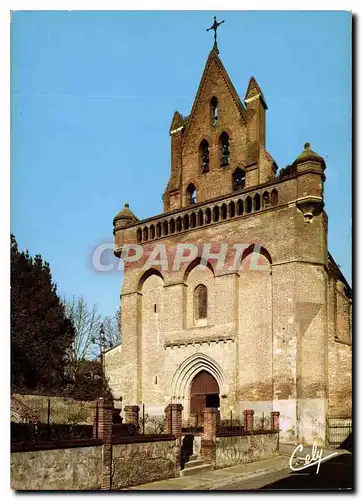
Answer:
[96, 397, 114, 491]
[164, 404, 172, 434]
[271, 411, 280, 431]
[201, 407, 217, 466]
[165, 404, 183, 474]
[244, 409, 254, 432]
[170, 404, 183, 437]
[124, 405, 140, 432]
[92, 399, 99, 439]
[271, 411, 280, 452]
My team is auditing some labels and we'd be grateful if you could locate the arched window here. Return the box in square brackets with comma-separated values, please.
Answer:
[170, 219, 175, 234]
[183, 214, 189, 230]
[245, 196, 252, 214]
[232, 168, 246, 191]
[198, 210, 204, 226]
[194, 284, 208, 320]
[205, 208, 211, 224]
[219, 132, 230, 167]
[163, 221, 168, 236]
[271, 189, 278, 206]
[156, 222, 162, 238]
[136, 228, 142, 243]
[254, 193, 261, 211]
[211, 96, 218, 126]
[262, 191, 270, 208]
[143, 226, 149, 241]
[213, 206, 220, 223]
[221, 203, 227, 220]
[199, 140, 210, 173]
[190, 212, 197, 228]
[150, 225, 155, 239]
[237, 199, 243, 216]
[229, 200, 235, 218]
[176, 217, 182, 232]
[186, 183, 197, 205]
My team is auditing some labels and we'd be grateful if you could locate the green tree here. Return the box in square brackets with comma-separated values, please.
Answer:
[11, 234, 75, 392]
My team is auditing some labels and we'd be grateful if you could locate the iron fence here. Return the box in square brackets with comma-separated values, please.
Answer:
[11, 422, 93, 443]
[326, 417, 352, 448]
[217, 410, 245, 434]
[112, 423, 138, 440]
[137, 404, 164, 435]
[11, 394, 96, 443]
[182, 426, 203, 434]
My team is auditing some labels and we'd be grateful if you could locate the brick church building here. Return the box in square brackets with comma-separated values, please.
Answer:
[105, 36, 352, 445]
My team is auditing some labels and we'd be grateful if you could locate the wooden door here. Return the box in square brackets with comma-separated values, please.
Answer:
[190, 370, 220, 425]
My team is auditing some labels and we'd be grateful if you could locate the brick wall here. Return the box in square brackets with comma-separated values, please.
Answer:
[107, 42, 351, 448]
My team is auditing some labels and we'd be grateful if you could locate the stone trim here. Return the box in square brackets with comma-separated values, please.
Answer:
[11, 439, 103, 453]
[334, 337, 352, 347]
[112, 435, 176, 445]
[271, 259, 326, 268]
[165, 336, 235, 349]
[216, 429, 278, 437]
[170, 352, 228, 400]
[127, 202, 286, 249]
[170, 125, 184, 135]
[120, 291, 143, 298]
[214, 269, 240, 278]
[163, 281, 188, 288]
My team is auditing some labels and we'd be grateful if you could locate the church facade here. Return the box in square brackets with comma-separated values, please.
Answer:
[105, 43, 352, 445]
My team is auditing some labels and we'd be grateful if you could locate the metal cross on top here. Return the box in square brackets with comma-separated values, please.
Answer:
[206, 16, 225, 53]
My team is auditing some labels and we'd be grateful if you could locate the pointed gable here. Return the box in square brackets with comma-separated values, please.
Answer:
[183, 48, 247, 142]
[245, 76, 267, 109]
[169, 111, 187, 133]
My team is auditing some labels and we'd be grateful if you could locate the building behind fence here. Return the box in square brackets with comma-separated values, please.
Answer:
[11, 396, 286, 490]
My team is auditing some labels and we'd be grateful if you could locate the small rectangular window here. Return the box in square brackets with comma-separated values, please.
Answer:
[154, 304, 157, 313]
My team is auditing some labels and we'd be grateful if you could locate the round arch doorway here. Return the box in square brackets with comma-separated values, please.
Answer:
[190, 370, 220, 425]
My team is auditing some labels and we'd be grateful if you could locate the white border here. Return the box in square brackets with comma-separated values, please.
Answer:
[3, 4, 358, 499]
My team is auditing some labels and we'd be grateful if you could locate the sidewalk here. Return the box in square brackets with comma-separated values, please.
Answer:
[128, 447, 350, 491]
[128, 455, 291, 490]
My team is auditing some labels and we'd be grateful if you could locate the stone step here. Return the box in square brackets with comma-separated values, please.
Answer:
[188, 454, 200, 462]
[184, 459, 205, 469]
[180, 463, 213, 477]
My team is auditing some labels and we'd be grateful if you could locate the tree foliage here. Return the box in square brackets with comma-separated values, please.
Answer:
[63, 358, 112, 401]
[11, 235, 75, 392]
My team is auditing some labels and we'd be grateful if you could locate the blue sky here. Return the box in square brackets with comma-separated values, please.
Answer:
[11, 10, 352, 317]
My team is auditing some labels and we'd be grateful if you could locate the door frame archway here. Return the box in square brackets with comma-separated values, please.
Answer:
[170, 353, 228, 420]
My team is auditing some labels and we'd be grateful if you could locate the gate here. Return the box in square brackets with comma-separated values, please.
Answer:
[326, 416, 352, 448]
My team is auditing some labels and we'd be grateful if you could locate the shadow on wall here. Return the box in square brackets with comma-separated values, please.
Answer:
[181, 435, 194, 470]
